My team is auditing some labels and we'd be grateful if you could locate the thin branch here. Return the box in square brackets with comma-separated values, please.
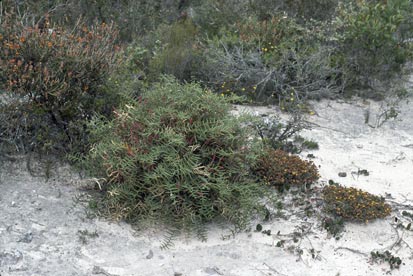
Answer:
[334, 247, 368, 256]
[262, 263, 288, 276]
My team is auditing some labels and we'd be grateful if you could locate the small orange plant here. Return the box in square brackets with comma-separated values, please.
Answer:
[255, 149, 319, 188]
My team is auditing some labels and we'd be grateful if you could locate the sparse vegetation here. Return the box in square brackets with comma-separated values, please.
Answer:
[370, 250, 402, 270]
[254, 115, 313, 154]
[322, 216, 345, 238]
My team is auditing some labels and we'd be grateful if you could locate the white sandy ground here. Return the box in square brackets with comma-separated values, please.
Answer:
[1, 97, 413, 276]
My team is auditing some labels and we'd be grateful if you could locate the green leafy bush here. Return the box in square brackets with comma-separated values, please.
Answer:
[254, 149, 320, 189]
[323, 185, 392, 222]
[333, 0, 413, 92]
[148, 20, 203, 82]
[81, 77, 266, 232]
[0, 16, 121, 154]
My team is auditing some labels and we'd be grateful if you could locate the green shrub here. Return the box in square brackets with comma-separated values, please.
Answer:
[323, 185, 392, 222]
[254, 115, 312, 154]
[80, 77, 266, 233]
[148, 20, 203, 82]
[248, 0, 341, 21]
[0, 16, 121, 154]
[254, 149, 320, 189]
[192, 0, 248, 37]
[333, 0, 413, 92]
[322, 216, 345, 238]
[371, 251, 402, 270]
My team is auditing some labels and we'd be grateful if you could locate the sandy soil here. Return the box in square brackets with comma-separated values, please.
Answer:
[1, 97, 413, 276]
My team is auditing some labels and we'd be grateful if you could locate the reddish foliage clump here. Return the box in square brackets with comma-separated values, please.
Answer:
[255, 149, 320, 188]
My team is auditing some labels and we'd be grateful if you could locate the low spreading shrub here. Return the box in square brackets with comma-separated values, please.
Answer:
[323, 185, 392, 222]
[0, 16, 121, 154]
[322, 216, 345, 238]
[80, 77, 266, 234]
[254, 149, 320, 189]
[371, 250, 402, 270]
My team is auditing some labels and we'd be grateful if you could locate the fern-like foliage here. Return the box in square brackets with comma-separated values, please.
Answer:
[81, 76, 267, 238]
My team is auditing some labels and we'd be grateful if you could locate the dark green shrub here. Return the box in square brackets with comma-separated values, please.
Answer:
[0, 16, 121, 154]
[80, 77, 266, 233]
[323, 185, 392, 222]
[254, 149, 320, 189]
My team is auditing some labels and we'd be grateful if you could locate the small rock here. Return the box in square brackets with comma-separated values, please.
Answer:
[146, 250, 153, 259]
[18, 232, 33, 243]
[204, 267, 223, 275]
[338, 172, 347, 177]
[174, 273, 183, 276]
[358, 169, 369, 176]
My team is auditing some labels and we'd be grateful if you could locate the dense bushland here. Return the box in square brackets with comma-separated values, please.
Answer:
[100, 0, 412, 104]
[0, 0, 403, 235]
[2, 0, 412, 102]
